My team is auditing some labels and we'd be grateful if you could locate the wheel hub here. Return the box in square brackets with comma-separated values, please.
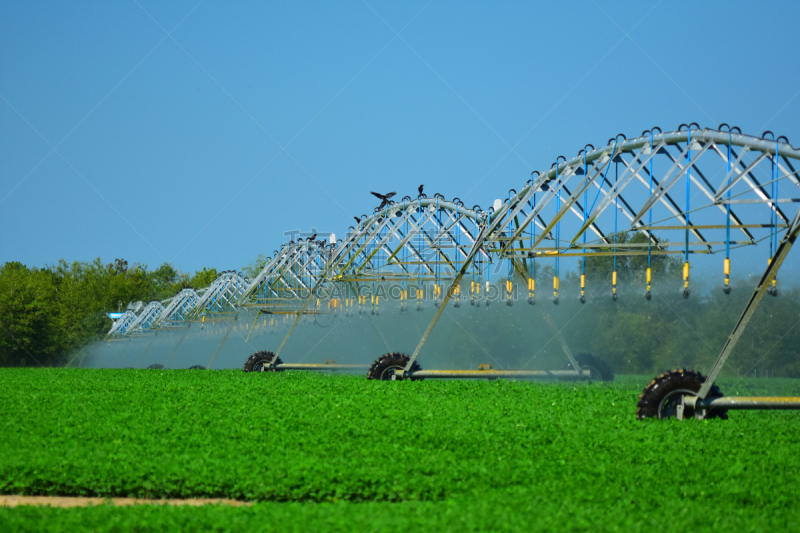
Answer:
[658, 389, 699, 420]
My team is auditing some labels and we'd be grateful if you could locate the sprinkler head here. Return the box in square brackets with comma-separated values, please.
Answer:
[580, 295, 586, 304]
[612, 293, 618, 302]
[470, 299, 475, 306]
[506, 300, 513, 307]
[723, 285, 731, 295]
[645, 291, 652, 301]
[553, 296, 559, 305]
[528, 297, 535, 305]
[683, 288, 690, 299]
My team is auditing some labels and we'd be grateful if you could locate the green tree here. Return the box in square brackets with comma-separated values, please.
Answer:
[190, 267, 218, 289]
[0, 262, 57, 366]
[243, 254, 267, 279]
[0, 258, 219, 366]
[581, 231, 682, 284]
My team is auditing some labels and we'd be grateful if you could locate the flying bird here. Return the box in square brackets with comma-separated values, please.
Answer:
[371, 191, 396, 201]
[418, 184, 424, 196]
[371, 191, 396, 209]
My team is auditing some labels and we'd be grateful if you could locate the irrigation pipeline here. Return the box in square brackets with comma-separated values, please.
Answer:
[106, 125, 800, 338]
[101, 124, 800, 420]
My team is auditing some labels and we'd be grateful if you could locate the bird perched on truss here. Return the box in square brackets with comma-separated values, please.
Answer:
[307, 233, 317, 242]
[371, 191, 396, 209]
[353, 216, 361, 224]
[418, 184, 424, 196]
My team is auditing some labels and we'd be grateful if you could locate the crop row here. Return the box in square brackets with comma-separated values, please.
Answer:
[1, 369, 799, 528]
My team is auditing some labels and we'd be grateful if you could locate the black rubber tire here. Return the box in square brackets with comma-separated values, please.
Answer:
[563, 353, 614, 382]
[242, 351, 284, 373]
[146, 364, 165, 370]
[366, 353, 422, 381]
[188, 365, 206, 370]
[636, 369, 728, 420]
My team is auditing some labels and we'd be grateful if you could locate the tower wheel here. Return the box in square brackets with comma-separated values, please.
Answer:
[636, 369, 728, 420]
[563, 353, 614, 381]
[367, 353, 422, 381]
[243, 351, 284, 372]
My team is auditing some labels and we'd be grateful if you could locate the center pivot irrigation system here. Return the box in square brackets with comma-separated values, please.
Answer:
[108, 124, 800, 420]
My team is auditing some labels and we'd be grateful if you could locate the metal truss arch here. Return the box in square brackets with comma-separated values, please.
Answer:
[122, 301, 165, 337]
[153, 288, 199, 328]
[186, 270, 249, 321]
[238, 240, 333, 313]
[485, 127, 800, 272]
[317, 198, 491, 308]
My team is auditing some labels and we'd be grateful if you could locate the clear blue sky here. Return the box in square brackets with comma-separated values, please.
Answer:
[2, 1, 799, 277]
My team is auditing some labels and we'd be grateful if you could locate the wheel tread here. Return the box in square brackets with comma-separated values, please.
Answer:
[367, 353, 422, 380]
[563, 353, 614, 381]
[636, 368, 727, 420]
[243, 351, 284, 373]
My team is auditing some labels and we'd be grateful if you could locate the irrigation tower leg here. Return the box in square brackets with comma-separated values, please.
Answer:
[405, 226, 490, 371]
[698, 208, 800, 399]
[111, 339, 131, 368]
[537, 306, 581, 374]
[164, 323, 192, 368]
[275, 292, 320, 359]
[244, 309, 261, 344]
[134, 330, 159, 369]
[206, 318, 236, 369]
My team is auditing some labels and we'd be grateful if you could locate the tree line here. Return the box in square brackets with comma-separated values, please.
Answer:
[0, 259, 220, 366]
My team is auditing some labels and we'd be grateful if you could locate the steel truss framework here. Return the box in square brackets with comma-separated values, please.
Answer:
[107, 310, 137, 337]
[320, 198, 489, 308]
[186, 270, 249, 322]
[123, 301, 165, 337]
[238, 240, 333, 313]
[154, 289, 199, 328]
[106, 124, 800, 416]
[107, 273, 246, 338]
[483, 128, 800, 301]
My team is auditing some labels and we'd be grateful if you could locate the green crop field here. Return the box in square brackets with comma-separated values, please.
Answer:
[1, 369, 799, 532]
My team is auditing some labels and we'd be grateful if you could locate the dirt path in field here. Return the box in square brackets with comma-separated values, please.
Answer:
[0, 495, 252, 508]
